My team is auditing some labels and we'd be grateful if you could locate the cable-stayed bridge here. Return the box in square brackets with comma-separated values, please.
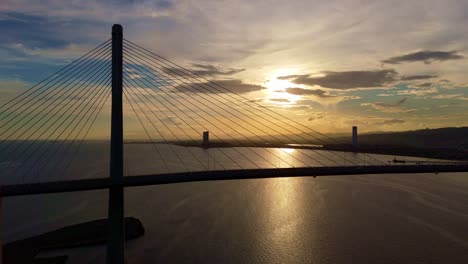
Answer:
[1, 25, 467, 263]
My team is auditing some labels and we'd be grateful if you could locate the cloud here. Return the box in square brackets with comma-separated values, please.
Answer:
[411, 82, 433, 88]
[397, 83, 438, 96]
[173, 79, 265, 94]
[400, 75, 437, 81]
[374, 118, 405, 126]
[432, 94, 468, 100]
[279, 70, 397, 89]
[433, 79, 468, 89]
[162, 63, 244, 77]
[376, 93, 395, 97]
[397, 88, 438, 96]
[8, 42, 101, 60]
[284, 88, 334, 97]
[361, 97, 416, 113]
[269, 98, 290, 103]
[382, 50, 464, 64]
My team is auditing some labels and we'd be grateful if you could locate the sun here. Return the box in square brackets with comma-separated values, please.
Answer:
[265, 70, 302, 105]
[266, 77, 292, 92]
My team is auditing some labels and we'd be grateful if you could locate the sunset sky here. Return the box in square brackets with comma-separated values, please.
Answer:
[1, 0, 468, 137]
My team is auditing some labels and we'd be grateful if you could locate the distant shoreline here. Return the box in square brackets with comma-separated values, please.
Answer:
[123, 141, 467, 161]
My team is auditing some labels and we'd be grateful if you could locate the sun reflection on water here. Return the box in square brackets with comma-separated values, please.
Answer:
[280, 148, 295, 154]
[260, 177, 306, 260]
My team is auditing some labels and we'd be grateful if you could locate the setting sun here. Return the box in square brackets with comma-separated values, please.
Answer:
[266, 77, 291, 91]
[264, 70, 303, 105]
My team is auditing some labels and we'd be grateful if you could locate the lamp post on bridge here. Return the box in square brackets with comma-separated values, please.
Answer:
[108, 24, 125, 264]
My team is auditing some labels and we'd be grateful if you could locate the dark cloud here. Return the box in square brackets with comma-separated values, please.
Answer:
[382, 50, 464, 64]
[400, 75, 437, 81]
[163, 64, 244, 77]
[284, 88, 334, 97]
[279, 70, 397, 89]
[413, 82, 433, 88]
[375, 97, 407, 107]
[374, 119, 406, 126]
[173, 79, 265, 94]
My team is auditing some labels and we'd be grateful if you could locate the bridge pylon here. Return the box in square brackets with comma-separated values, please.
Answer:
[108, 24, 125, 264]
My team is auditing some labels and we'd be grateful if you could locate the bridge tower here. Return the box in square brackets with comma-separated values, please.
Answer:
[352, 126, 358, 149]
[108, 24, 125, 264]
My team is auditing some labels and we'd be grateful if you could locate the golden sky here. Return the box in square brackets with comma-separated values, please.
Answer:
[1, 0, 467, 139]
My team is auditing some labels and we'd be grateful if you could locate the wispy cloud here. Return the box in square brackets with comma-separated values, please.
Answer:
[432, 94, 468, 100]
[396, 82, 439, 96]
[361, 98, 416, 113]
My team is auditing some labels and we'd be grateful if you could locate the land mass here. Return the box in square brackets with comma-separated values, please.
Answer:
[3, 217, 145, 264]
[124, 127, 468, 161]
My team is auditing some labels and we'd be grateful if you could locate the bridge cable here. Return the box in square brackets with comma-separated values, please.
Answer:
[124, 43, 362, 167]
[124, 80, 209, 172]
[12, 65, 111, 182]
[122, 88, 171, 173]
[0, 47, 111, 146]
[0, 41, 111, 125]
[59, 88, 112, 181]
[122, 61, 287, 169]
[21, 71, 112, 183]
[123, 43, 346, 166]
[123, 76, 227, 171]
[123, 47, 314, 167]
[123, 59, 289, 169]
[0, 39, 110, 113]
[123, 61, 248, 170]
[123, 72, 229, 171]
[123, 46, 337, 168]
[124, 39, 385, 166]
[2, 52, 111, 173]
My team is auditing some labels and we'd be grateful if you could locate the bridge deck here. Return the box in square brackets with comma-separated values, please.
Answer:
[1, 164, 468, 197]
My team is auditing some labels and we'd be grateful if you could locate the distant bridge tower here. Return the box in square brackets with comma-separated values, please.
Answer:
[352, 126, 358, 149]
[203, 131, 210, 148]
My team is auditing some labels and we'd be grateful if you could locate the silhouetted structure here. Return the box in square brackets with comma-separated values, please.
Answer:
[109, 24, 125, 264]
[203, 131, 210, 148]
[352, 126, 358, 148]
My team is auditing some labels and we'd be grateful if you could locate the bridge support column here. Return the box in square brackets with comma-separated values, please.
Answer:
[108, 24, 125, 264]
